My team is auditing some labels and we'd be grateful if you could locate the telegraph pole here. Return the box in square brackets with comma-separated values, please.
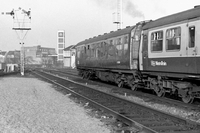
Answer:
[2, 7, 31, 76]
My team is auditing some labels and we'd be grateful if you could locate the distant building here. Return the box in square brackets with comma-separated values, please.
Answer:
[63, 45, 76, 68]
[23, 45, 57, 67]
[57, 30, 65, 61]
[0, 51, 7, 63]
[4, 50, 20, 64]
[0, 50, 20, 72]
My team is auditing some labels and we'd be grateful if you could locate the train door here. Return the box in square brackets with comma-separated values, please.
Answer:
[139, 30, 148, 71]
[186, 23, 198, 73]
[130, 24, 143, 70]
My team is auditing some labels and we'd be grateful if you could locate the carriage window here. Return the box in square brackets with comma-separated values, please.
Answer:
[91, 44, 95, 57]
[189, 26, 195, 48]
[166, 27, 181, 51]
[124, 36, 129, 54]
[84, 46, 86, 54]
[77, 47, 81, 58]
[110, 40, 113, 45]
[116, 38, 123, 56]
[151, 31, 163, 52]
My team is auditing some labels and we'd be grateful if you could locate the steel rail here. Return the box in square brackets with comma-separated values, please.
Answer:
[33, 70, 158, 133]
[33, 70, 200, 133]
[46, 68, 200, 110]
[39, 70, 199, 124]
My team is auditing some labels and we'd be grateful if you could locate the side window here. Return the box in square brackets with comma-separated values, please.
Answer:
[108, 39, 116, 57]
[124, 36, 129, 55]
[91, 44, 95, 57]
[96, 43, 100, 58]
[86, 45, 90, 57]
[189, 26, 195, 48]
[99, 42, 104, 57]
[93, 44, 96, 58]
[166, 27, 181, 51]
[116, 38, 123, 56]
[110, 40, 113, 45]
[151, 31, 163, 52]
[104, 41, 107, 56]
[84, 46, 86, 54]
[77, 47, 81, 58]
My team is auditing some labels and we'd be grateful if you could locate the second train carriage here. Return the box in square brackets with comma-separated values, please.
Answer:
[75, 6, 200, 103]
[76, 21, 145, 86]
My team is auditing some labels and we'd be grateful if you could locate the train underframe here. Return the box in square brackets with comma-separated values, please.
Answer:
[77, 68, 200, 104]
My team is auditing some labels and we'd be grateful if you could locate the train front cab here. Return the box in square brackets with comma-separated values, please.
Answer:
[139, 7, 200, 103]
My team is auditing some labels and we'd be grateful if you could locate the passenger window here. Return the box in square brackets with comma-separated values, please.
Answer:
[116, 38, 123, 56]
[91, 44, 95, 57]
[166, 27, 181, 51]
[151, 31, 163, 52]
[124, 36, 129, 55]
[77, 47, 81, 58]
[189, 26, 195, 48]
[110, 40, 113, 45]
[84, 46, 86, 54]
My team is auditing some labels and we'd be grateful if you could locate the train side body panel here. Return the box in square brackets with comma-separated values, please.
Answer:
[76, 25, 143, 71]
[140, 7, 200, 77]
[76, 7, 200, 103]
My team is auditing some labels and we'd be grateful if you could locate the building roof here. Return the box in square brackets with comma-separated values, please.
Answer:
[143, 6, 200, 30]
[64, 45, 76, 51]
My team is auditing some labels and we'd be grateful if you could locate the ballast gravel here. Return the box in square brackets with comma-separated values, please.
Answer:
[85, 84, 200, 123]
[0, 77, 111, 133]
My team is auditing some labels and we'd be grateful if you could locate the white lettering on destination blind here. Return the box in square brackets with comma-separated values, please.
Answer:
[151, 60, 167, 66]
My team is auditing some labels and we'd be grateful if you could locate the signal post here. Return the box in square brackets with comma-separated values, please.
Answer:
[2, 7, 31, 76]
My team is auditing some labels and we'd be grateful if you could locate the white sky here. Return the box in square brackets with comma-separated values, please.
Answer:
[0, 0, 199, 51]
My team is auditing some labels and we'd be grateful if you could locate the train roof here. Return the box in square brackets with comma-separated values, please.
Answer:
[143, 6, 200, 30]
[76, 25, 135, 47]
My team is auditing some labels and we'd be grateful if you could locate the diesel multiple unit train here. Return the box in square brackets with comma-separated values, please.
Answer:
[75, 6, 200, 103]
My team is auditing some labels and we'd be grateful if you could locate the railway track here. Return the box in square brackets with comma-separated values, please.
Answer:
[42, 68, 200, 111]
[32, 69, 200, 133]
[40, 68, 78, 77]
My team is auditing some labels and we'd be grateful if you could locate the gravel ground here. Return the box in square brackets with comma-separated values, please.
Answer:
[0, 76, 111, 133]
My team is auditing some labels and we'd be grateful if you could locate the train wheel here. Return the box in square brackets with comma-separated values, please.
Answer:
[155, 85, 165, 97]
[118, 81, 124, 88]
[82, 71, 89, 79]
[82, 72, 86, 79]
[156, 89, 165, 97]
[182, 94, 194, 104]
[131, 84, 138, 91]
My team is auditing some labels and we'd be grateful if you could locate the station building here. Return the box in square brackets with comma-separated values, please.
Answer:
[0, 51, 7, 63]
